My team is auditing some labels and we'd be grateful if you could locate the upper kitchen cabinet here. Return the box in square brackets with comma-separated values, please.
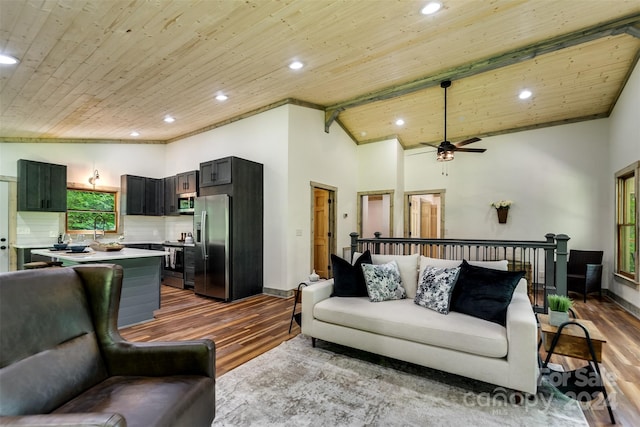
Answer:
[164, 175, 179, 216]
[121, 175, 163, 216]
[17, 159, 67, 212]
[176, 170, 199, 194]
[199, 158, 232, 187]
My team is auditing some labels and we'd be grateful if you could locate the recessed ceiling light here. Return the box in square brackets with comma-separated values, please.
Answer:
[215, 94, 228, 101]
[130, 131, 140, 137]
[0, 54, 19, 65]
[289, 61, 304, 70]
[421, 2, 442, 15]
[395, 119, 405, 126]
[163, 116, 175, 123]
[519, 89, 532, 100]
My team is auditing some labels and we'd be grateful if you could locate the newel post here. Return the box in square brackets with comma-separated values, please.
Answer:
[554, 234, 570, 298]
[350, 232, 359, 262]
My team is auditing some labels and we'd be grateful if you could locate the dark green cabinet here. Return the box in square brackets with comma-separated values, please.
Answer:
[17, 159, 67, 212]
[199, 158, 232, 187]
[164, 175, 179, 216]
[121, 175, 163, 216]
[176, 170, 198, 193]
[199, 156, 263, 301]
[184, 246, 195, 288]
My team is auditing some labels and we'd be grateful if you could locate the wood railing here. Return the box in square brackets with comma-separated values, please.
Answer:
[349, 232, 570, 313]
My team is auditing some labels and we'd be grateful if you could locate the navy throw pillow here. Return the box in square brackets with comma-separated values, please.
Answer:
[450, 260, 525, 326]
[331, 250, 372, 297]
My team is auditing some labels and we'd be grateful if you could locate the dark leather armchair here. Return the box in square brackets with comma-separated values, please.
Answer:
[0, 264, 215, 426]
[566, 250, 604, 302]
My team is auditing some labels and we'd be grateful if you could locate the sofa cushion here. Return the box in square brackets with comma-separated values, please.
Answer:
[331, 250, 372, 297]
[361, 261, 407, 302]
[355, 253, 419, 298]
[313, 297, 508, 358]
[414, 266, 460, 314]
[450, 260, 525, 326]
[53, 375, 215, 427]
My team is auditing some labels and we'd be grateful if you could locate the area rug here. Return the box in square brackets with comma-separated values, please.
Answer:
[213, 335, 588, 426]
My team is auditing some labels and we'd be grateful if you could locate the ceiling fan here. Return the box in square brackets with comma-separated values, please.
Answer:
[421, 80, 486, 161]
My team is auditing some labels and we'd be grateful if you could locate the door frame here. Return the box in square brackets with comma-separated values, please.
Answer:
[404, 189, 446, 238]
[357, 190, 394, 238]
[0, 176, 17, 272]
[310, 182, 337, 278]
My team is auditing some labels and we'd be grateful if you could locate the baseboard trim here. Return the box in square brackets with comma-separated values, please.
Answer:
[604, 289, 640, 320]
[263, 287, 295, 298]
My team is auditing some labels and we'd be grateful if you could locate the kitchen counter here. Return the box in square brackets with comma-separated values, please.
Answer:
[31, 247, 165, 262]
[31, 248, 164, 328]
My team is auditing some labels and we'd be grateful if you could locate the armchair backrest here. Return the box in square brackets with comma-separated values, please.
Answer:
[0, 264, 122, 416]
[567, 250, 603, 275]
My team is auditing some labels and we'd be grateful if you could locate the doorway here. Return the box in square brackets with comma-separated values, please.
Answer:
[358, 191, 394, 238]
[404, 190, 445, 240]
[311, 183, 336, 280]
[0, 179, 16, 272]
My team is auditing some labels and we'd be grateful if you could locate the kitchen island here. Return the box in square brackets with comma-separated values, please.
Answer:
[31, 248, 165, 328]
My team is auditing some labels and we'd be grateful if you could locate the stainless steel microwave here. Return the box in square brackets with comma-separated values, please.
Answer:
[178, 192, 196, 214]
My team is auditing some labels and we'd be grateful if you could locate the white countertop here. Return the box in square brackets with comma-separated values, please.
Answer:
[31, 248, 165, 262]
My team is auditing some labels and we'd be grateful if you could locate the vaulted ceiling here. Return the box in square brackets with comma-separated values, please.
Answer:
[1, 1, 639, 151]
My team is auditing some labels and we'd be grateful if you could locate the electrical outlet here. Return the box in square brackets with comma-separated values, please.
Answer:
[296, 229, 302, 236]
[17, 227, 30, 234]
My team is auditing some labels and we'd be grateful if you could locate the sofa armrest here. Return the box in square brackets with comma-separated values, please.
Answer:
[505, 290, 539, 394]
[0, 413, 126, 426]
[102, 339, 215, 378]
[301, 279, 334, 334]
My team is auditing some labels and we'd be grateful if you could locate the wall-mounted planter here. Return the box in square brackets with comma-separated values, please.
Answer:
[496, 207, 509, 224]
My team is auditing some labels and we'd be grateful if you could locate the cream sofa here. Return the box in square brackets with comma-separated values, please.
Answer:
[301, 253, 539, 395]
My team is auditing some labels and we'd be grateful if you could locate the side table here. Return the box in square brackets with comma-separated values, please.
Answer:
[289, 279, 325, 333]
[538, 314, 615, 424]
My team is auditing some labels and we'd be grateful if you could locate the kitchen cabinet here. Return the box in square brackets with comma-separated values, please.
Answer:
[121, 175, 164, 216]
[17, 159, 67, 212]
[199, 157, 232, 187]
[198, 156, 263, 301]
[184, 246, 195, 289]
[164, 175, 179, 216]
[176, 170, 199, 194]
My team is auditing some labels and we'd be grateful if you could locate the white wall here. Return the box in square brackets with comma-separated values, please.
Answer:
[403, 120, 609, 248]
[608, 61, 640, 310]
[287, 106, 358, 287]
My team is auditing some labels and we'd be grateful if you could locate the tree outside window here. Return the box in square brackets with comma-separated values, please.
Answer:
[66, 188, 117, 234]
[616, 162, 638, 281]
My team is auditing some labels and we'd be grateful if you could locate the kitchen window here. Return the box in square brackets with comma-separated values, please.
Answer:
[615, 161, 638, 282]
[66, 188, 118, 233]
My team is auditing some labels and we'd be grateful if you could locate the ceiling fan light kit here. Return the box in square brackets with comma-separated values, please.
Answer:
[421, 80, 486, 161]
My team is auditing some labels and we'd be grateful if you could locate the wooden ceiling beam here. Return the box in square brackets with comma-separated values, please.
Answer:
[324, 12, 640, 132]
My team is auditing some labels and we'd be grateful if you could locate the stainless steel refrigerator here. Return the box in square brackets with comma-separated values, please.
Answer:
[194, 194, 230, 300]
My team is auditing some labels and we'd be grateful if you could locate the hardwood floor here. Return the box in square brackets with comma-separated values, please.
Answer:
[120, 286, 640, 426]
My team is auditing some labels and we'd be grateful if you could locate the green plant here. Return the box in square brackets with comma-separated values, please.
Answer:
[547, 294, 572, 312]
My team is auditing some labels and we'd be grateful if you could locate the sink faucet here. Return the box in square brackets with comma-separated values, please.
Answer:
[93, 214, 106, 241]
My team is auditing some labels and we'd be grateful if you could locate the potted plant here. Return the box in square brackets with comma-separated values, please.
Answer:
[490, 200, 512, 223]
[547, 294, 572, 326]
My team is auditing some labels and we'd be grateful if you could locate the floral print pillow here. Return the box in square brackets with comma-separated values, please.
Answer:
[414, 266, 461, 314]
[361, 261, 407, 302]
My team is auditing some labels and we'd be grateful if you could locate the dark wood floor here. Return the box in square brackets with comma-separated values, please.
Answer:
[120, 286, 640, 426]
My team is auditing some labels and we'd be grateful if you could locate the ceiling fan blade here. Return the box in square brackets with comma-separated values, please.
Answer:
[454, 147, 486, 153]
[454, 137, 481, 147]
[420, 142, 442, 148]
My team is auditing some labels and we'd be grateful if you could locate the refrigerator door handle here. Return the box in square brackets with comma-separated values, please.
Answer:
[201, 210, 208, 259]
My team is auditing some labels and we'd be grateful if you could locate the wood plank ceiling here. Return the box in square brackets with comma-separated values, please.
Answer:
[0, 0, 639, 150]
